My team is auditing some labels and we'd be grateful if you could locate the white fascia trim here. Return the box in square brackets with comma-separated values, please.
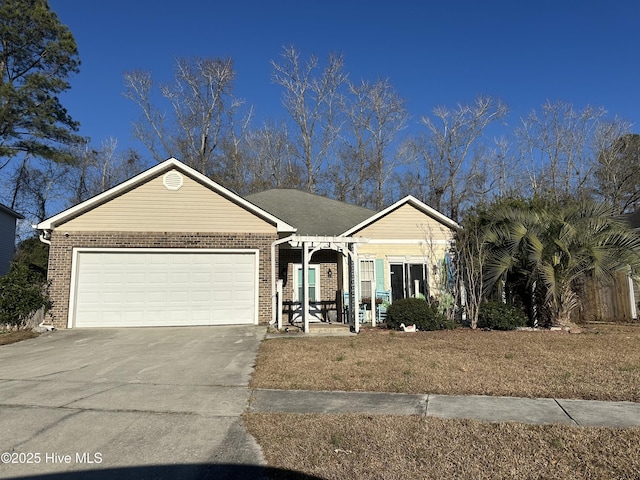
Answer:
[387, 255, 432, 263]
[366, 239, 451, 245]
[71, 247, 260, 254]
[36, 158, 296, 233]
[67, 247, 261, 328]
[341, 195, 460, 236]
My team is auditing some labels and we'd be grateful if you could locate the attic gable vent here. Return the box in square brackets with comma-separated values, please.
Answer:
[163, 171, 183, 191]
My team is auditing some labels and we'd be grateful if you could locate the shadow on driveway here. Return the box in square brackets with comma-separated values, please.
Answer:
[7, 464, 324, 480]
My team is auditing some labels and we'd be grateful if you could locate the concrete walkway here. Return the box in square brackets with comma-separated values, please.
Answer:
[249, 389, 640, 428]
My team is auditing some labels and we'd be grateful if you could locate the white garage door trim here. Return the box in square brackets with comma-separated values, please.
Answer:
[68, 248, 260, 328]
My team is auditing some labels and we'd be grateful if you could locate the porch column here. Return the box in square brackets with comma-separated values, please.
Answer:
[302, 242, 310, 333]
[276, 279, 283, 330]
[348, 243, 360, 333]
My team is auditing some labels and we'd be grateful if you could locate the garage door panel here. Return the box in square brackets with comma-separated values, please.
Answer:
[73, 251, 256, 327]
[149, 275, 169, 285]
[191, 290, 212, 302]
[192, 272, 211, 283]
[103, 292, 122, 303]
[235, 272, 254, 284]
[234, 290, 254, 302]
[147, 291, 167, 303]
[104, 272, 123, 284]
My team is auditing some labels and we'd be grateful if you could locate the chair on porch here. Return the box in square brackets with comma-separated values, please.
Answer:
[343, 292, 367, 324]
[376, 290, 391, 324]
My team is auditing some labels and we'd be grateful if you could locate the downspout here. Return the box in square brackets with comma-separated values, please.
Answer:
[33, 227, 55, 330]
[36, 228, 52, 246]
[271, 235, 295, 328]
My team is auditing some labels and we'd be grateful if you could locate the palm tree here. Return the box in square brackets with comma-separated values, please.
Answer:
[483, 200, 640, 327]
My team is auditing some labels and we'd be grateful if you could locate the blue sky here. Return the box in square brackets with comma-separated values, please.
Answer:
[49, 0, 640, 156]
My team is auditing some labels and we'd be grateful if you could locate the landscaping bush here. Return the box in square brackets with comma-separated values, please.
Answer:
[386, 297, 456, 331]
[0, 262, 50, 328]
[477, 301, 528, 330]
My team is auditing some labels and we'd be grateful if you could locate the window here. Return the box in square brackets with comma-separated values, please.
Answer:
[390, 263, 428, 301]
[293, 265, 319, 302]
[360, 259, 374, 301]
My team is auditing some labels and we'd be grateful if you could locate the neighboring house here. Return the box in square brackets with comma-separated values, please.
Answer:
[0, 203, 23, 276]
[34, 157, 459, 331]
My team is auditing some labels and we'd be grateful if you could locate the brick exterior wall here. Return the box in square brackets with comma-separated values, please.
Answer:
[278, 248, 339, 302]
[47, 231, 277, 329]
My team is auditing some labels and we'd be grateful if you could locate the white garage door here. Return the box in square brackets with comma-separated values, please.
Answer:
[72, 250, 257, 327]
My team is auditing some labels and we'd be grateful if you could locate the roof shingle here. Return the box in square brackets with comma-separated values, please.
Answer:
[245, 189, 376, 235]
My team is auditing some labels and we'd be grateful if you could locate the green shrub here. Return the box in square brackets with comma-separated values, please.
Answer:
[386, 297, 456, 331]
[13, 236, 49, 280]
[0, 262, 50, 328]
[477, 301, 527, 330]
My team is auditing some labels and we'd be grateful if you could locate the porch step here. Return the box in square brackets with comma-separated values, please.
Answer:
[308, 322, 354, 335]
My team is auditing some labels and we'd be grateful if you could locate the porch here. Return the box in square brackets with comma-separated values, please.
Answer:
[271, 234, 380, 333]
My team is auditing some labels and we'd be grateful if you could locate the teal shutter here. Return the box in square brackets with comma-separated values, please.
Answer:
[375, 259, 385, 293]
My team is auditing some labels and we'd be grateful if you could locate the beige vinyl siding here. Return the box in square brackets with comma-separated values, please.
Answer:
[357, 243, 452, 294]
[59, 171, 276, 233]
[357, 243, 450, 258]
[352, 203, 455, 296]
[353, 204, 452, 240]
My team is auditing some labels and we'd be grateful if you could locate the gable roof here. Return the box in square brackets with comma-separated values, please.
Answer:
[245, 189, 376, 236]
[341, 195, 460, 236]
[0, 203, 23, 220]
[36, 158, 296, 233]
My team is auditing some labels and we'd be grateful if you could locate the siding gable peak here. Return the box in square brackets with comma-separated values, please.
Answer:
[36, 158, 295, 233]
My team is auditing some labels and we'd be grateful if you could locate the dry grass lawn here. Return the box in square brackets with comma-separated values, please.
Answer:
[252, 324, 640, 402]
[244, 413, 640, 479]
[0, 329, 39, 346]
[248, 324, 640, 479]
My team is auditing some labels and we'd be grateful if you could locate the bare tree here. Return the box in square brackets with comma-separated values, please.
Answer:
[271, 46, 346, 193]
[124, 57, 238, 176]
[244, 121, 304, 192]
[216, 106, 254, 194]
[411, 96, 508, 221]
[593, 126, 639, 214]
[336, 78, 408, 209]
[9, 156, 68, 224]
[454, 218, 487, 329]
[516, 101, 607, 201]
[332, 81, 372, 206]
[484, 135, 522, 199]
[68, 138, 146, 204]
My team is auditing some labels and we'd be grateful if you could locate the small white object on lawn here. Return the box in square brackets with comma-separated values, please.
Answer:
[399, 323, 417, 332]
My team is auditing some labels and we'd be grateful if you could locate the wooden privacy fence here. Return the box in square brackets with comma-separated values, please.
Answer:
[574, 271, 637, 322]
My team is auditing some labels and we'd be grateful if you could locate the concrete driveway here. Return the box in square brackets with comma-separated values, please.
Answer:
[0, 326, 267, 479]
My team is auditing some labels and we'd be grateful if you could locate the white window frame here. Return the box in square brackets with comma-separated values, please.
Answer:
[359, 258, 375, 302]
[387, 256, 429, 301]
